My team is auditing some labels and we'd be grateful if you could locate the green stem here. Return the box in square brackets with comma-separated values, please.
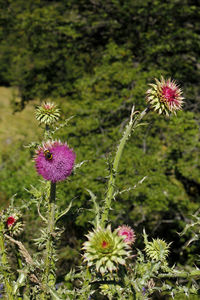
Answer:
[158, 269, 200, 279]
[0, 224, 14, 299]
[101, 106, 149, 227]
[42, 182, 56, 297]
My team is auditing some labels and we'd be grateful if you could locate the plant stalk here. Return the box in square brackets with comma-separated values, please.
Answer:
[158, 269, 200, 279]
[42, 182, 56, 297]
[101, 106, 150, 227]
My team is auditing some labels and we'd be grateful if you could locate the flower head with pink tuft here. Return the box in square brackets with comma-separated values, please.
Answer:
[35, 141, 76, 182]
[117, 225, 136, 245]
[146, 76, 184, 116]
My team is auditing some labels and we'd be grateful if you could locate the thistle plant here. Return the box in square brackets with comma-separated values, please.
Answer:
[1, 77, 200, 299]
[34, 104, 76, 298]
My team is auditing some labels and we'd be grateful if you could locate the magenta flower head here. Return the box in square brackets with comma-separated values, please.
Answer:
[146, 76, 184, 116]
[117, 225, 136, 245]
[35, 140, 76, 182]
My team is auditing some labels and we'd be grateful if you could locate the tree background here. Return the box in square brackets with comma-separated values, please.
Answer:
[0, 0, 199, 278]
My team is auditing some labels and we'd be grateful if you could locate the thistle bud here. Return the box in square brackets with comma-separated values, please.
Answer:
[145, 238, 170, 262]
[82, 225, 132, 275]
[1, 208, 24, 236]
[35, 102, 60, 125]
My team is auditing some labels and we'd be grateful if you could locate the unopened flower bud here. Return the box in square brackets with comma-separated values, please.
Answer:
[35, 102, 60, 125]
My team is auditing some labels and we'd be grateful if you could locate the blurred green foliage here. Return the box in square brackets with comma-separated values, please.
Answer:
[0, 0, 200, 276]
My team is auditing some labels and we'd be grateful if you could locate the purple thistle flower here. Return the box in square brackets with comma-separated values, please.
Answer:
[35, 141, 75, 182]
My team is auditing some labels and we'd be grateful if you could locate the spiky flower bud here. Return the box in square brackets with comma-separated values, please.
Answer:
[146, 76, 184, 116]
[35, 102, 60, 125]
[82, 225, 131, 275]
[117, 225, 136, 245]
[145, 238, 170, 262]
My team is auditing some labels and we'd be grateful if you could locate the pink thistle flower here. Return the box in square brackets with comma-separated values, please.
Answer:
[6, 216, 16, 227]
[146, 76, 184, 116]
[117, 225, 136, 245]
[35, 141, 76, 182]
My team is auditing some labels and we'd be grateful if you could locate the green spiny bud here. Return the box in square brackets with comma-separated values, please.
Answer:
[82, 225, 132, 275]
[145, 238, 170, 262]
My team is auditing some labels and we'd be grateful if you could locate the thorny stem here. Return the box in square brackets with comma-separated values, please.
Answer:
[101, 106, 150, 227]
[0, 223, 14, 300]
[41, 182, 56, 297]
